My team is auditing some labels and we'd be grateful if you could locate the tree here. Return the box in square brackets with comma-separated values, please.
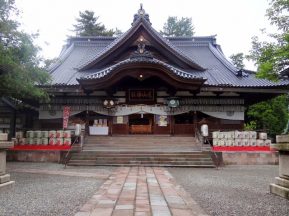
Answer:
[0, 0, 50, 102]
[229, 53, 245, 69]
[160, 16, 195, 37]
[246, 95, 288, 137]
[244, 0, 289, 137]
[247, 0, 289, 81]
[73, 10, 116, 36]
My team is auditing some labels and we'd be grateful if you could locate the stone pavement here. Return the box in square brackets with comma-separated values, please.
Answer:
[75, 167, 207, 216]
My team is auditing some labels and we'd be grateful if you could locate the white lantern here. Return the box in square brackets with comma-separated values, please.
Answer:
[201, 124, 209, 137]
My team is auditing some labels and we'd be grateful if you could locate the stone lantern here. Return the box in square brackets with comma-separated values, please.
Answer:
[270, 135, 289, 199]
[0, 133, 15, 189]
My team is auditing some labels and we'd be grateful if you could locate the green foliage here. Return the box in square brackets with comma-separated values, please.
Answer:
[246, 95, 288, 137]
[229, 53, 245, 69]
[0, 0, 50, 102]
[244, 121, 257, 131]
[160, 16, 194, 37]
[247, 0, 289, 80]
[73, 10, 117, 36]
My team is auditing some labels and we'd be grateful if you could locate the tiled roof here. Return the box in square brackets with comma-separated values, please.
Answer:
[49, 26, 289, 88]
[80, 56, 206, 81]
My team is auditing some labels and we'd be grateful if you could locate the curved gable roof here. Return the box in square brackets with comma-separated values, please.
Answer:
[76, 16, 205, 71]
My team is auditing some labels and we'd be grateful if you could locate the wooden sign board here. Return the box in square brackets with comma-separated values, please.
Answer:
[128, 89, 154, 102]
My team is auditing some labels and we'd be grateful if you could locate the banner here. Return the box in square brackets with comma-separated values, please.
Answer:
[63, 106, 71, 129]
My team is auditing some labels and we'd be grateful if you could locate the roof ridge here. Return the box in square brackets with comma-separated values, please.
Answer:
[208, 43, 248, 77]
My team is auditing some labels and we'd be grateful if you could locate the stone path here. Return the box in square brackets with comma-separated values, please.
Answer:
[75, 167, 207, 216]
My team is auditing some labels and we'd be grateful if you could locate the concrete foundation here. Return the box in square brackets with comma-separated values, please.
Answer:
[7, 150, 63, 163]
[222, 151, 278, 165]
[270, 135, 289, 200]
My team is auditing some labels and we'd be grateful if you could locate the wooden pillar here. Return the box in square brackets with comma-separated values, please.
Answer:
[9, 110, 16, 140]
[170, 115, 174, 136]
[193, 111, 197, 135]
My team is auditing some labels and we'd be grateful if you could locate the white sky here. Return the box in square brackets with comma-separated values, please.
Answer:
[15, 0, 273, 70]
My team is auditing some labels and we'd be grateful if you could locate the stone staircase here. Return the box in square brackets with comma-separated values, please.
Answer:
[67, 135, 215, 167]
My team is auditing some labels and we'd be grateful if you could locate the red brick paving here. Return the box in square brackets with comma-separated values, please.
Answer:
[75, 167, 208, 216]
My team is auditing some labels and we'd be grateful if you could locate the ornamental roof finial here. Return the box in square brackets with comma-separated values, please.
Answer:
[132, 3, 151, 25]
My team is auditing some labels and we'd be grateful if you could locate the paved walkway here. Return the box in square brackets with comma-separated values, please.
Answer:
[75, 167, 207, 216]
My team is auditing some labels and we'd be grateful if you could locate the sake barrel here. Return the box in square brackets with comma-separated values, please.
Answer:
[56, 130, 63, 138]
[227, 139, 234, 146]
[18, 138, 26, 145]
[242, 139, 249, 146]
[27, 138, 34, 145]
[49, 130, 56, 138]
[34, 131, 42, 138]
[219, 139, 225, 146]
[16, 131, 24, 139]
[34, 138, 42, 145]
[26, 131, 33, 138]
[259, 132, 267, 140]
[249, 131, 257, 139]
[256, 139, 264, 146]
[63, 138, 72, 146]
[56, 138, 63, 145]
[42, 138, 49, 145]
[212, 131, 219, 139]
[249, 139, 257, 146]
[243, 131, 250, 139]
[49, 138, 56, 145]
[41, 131, 49, 138]
[264, 139, 271, 146]
[63, 130, 71, 138]
[235, 139, 242, 146]
[234, 131, 243, 139]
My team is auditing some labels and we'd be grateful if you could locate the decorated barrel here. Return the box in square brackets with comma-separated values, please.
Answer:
[243, 131, 250, 139]
[259, 132, 267, 140]
[256, 139, 265, 146]
[234, 131, 243, 139]
[26, 131, 33, 138]
[27, 138, 34, 145]
[63, 138, 72, 146]
[213, 138, 219, 146]
[56, 130, 64, 138]
[249, 139, 257, 146]
[18, 138, 26, 145]
[235, 139, 242, 146]
[63, 130, 71, 138]
[34, 138, 42, 145]
[34, 131, 42, 138]
[264, 139, 271, 146]
[41, 131, 49, 138]
[249, 131, 257, 139]
[49, 130, 56, 138]
[49, 138, 56, 145]
[219, 139, 225, 146]
[212, 131, 219, 139]
[16, 131, 24, 139]
[242, 139, 249, 146]
[56, 138, 63, 145]
[42, 138, 49, 145]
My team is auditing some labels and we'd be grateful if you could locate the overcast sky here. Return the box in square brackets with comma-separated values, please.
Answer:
[15, 0, 272, 70]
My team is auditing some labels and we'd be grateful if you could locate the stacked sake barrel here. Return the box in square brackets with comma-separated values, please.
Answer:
[212, 131, 271, 147]
[48, 130, 72, 146]
[21, 130, 72, 145]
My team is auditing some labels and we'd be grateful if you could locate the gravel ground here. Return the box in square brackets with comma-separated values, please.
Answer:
[0, 163, 115, 216]
[169, 165, 289, 216]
